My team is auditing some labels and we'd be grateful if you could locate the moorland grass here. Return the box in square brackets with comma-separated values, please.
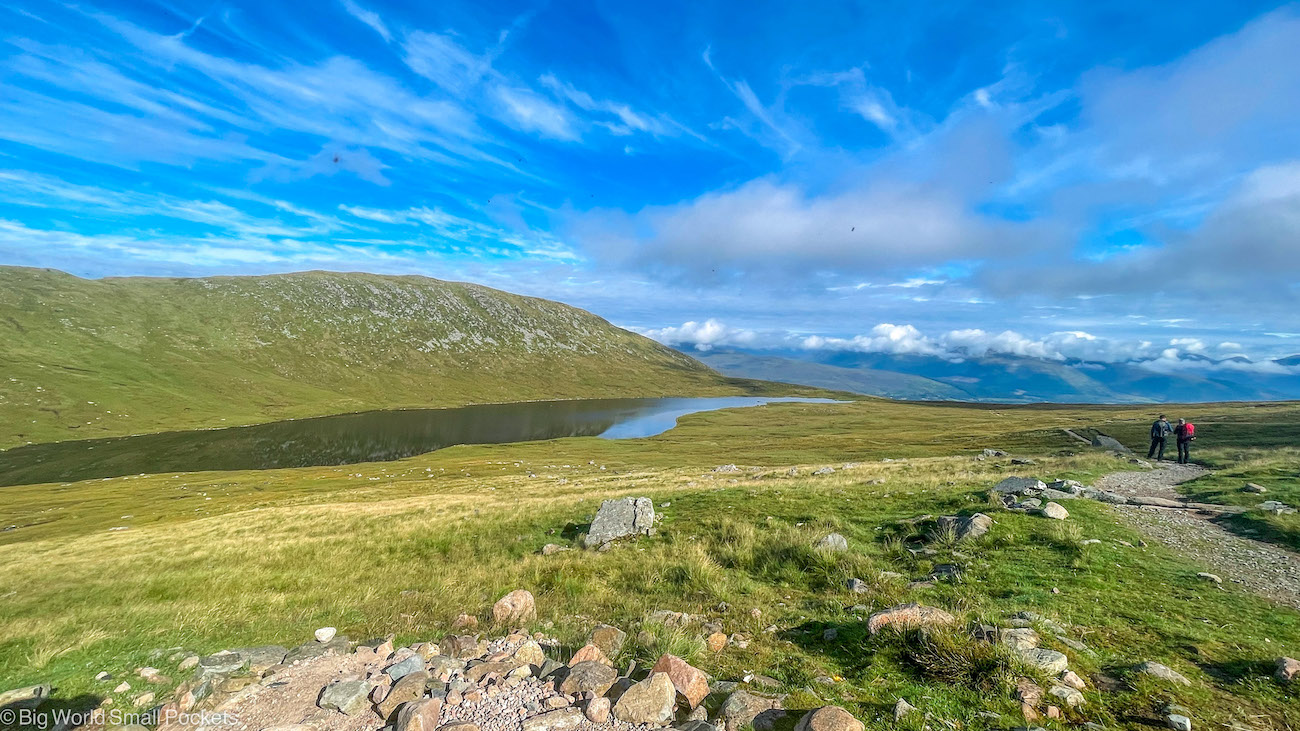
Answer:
[1, 399, 1299, 729]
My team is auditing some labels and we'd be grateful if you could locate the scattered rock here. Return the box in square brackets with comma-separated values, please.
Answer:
[318, 680, 374, 716]
[1090, 434, 1131, 453]
[589, 624, 627, 658]
[452, 613, 479, 630]
[378, 671, 433, 719]
[584, 697, 611, 723]
[1243, 483, 1268, 494]
[394, 698, 443, 731]
[584, 497, 655, 548]
[385, 654, 425, 681]
[523, 708, 584, 731]
[1013, 678, 1042, 707]
[1039, 502, 1069, 520]
[815, 533, 848, 552]
[0, 684, 51, 709]
[1134, 661, 1191, 686]
[994, 477, 1046, 495]
[132, 692, 155, 708]
[512, 640, 547, 667]
[1017, 648, 1069, 675]
[1275, 656, 1300, 681]
[314, 627, 337, 643]
[95, 671, 112, 682]
[1060, 671, 1086, 690]
[612, 672, 675, 725]
[713, 465, 741, 473]
[936, 513, 993, 541]
[440, 635, 481, 659]
[492, 589, 537, 624]
[199, 650, 246, 675]
[794, 706, 863, 731]
[650, 654, 710, 708]
[568, 643, 611, 666]
[1167, 714, 1192, 731]
[813, 467, 835, 475]
[1196, 572, 1222, 584]
[982, 449, 1008, 458]
[866, 603, 956, 634]
[1048, 685, 1084, 707]
[1000, 628, 1040, 651]
[845, 578, 869, 593]
[893, 698, 917, 721]
[706, 632, 728, 653]
[559, 661, 618, 696]
[719, 690, 783, 731]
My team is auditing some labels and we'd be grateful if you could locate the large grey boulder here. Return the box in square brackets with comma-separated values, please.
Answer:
[1090, 434, 1132, 453]
[583, 497, 654, 548]
[815, 533, 848, 552]
[318, 679, 374, 716]
[936, 513, 993, 541]
[0, 684, 50, 709]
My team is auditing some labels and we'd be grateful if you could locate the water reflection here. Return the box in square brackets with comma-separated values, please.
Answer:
[0, 397, 840, 487]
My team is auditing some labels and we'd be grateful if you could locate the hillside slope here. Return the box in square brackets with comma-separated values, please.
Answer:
[0, 267, 753, 448]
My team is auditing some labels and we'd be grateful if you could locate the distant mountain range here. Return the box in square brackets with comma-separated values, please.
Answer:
[693, 347, 1300, 403]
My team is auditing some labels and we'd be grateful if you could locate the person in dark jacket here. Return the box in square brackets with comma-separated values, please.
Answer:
[1174, 418, 1196, 464]
[1147, 414, 1172, 461]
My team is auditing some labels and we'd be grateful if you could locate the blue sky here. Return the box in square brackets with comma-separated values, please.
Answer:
[3, 0, 1300, 368]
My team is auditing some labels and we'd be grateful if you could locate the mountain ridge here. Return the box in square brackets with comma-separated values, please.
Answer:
[0, 266, 779, 449]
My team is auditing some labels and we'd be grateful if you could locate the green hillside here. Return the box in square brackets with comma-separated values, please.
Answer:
[0, 267, 763, 449]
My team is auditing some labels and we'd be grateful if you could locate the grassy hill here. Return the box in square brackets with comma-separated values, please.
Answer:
[0, 267, 778, 449]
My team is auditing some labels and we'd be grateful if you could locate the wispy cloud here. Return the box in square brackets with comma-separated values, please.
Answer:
[339, 0, 392, 43]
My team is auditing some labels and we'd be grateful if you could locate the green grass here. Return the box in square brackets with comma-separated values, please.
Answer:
[1174, 447, 1300, 550]
[3, 399, 1300, 729]
[0, 267, 832, 449]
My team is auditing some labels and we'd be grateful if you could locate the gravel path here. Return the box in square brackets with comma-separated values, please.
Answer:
[1099, 463, 1300, 610]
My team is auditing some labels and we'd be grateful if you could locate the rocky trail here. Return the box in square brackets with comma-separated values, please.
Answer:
[1098, 462, 1300, 610]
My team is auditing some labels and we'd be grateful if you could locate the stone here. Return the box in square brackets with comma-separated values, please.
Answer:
[379, 672, 433, 719]
[113, 681, 131, 694]
[719, 690, 783, 731]
[1001, 628, 1041, 651]
[285, 637, 350, 664]
[560, 661, 619, 696]
[318, 679, 374, 716]
[1039, 502, 1069, 520]
[95, 671, 112, 682]
[493, 589, 537, 624]
[439, 724, 480, 731]
[394, 698, 443, 731]
[936, 513, 993, 541]
[845, 578, 869, 594]
[823, 628, 838, 641]
[866, 603, 956, 634]
[465, 661, 524, 682]
[994, 477, 1046, 495]
[568, 644, 611, 666]
[612, 673, 675, 725]
[452, 613, 479, 630]
[706, 632, 728, 652]
[198, 650, 246, 675]
[1197, 572, 1222, 584]
[1167, 715, 1192, 731]
[541, 544, 568, 556]
[815, 533, 848, 551]
[1060, 671, 1086, 690]
[1243, 483, 1268, 494]
[813, 466, 835, 475]
[0, 684, 51, 709]
[523, 708, 584, 731]
[589, 624, 627, 657]
[439, 635, 481, 659]
[386, 655, 425, 681]
[1275, 656, 1300, 682]
[513, 640, 547, 666]
[893, 698, 916, 721]
[314, 627, 337, 643]
[1092, 491, 1130, 504]
[583, 497, 655, 548]
[1090, 434, 1131, 453]
[236, 645, 288, 674]
[585, 697, 611, 723]
[650, 654, 710, 708]
[1048, 685, 1084, 707]
[1017, 648, 1069, 675]
[1134, 661, 1191, 686]
[133, 692, 155, 707]
[1014, 678, 1042, 707]
[794, 706, 864, 731]
[983, 449, 1008, 458]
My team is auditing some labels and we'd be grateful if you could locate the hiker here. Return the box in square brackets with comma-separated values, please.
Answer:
[1174, 418, 1196, 464]
[1147, 414, 1172, 461]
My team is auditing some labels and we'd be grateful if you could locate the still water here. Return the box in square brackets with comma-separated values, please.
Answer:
[0, 397, 842, 487]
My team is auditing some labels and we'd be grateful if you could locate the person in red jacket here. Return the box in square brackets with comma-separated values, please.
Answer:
[1173, 418, 1196, 464]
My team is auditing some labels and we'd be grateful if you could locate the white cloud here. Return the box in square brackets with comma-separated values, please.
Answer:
[633, 319, 758, 351]
[339, 0, 392, 43]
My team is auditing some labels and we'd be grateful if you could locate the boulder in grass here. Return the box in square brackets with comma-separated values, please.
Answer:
[650, 654, 710, 709]
[1134, 661, 1191, 686]
[815, 533, 848, 552]
[492, 589, 536, 624]
[866, 603, 956, 635]
[0, 684, 51, 709]
[936, 513, 993, 541]
[794, 706, 864, 731]
[612, 673, 675, 725]
[1276, 656, 1300, 682]
[583, 498, 655, 548]
[994, 477, 1046, 496]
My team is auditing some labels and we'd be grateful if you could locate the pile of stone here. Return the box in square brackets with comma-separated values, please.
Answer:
[74, 590, 867, 731]
[990, 477, 1075, 520]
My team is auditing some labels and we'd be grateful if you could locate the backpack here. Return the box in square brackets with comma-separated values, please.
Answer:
[1151, 421, 1166, 438]
[1184, 422, 1195, 437]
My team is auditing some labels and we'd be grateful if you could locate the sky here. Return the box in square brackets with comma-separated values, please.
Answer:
[2, 0, 1300, 369]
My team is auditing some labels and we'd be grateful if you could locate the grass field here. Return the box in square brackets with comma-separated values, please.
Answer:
[2, 398, 1299, 729]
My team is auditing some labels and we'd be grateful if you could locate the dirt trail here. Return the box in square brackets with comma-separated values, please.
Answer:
[1098, 463, 1300, 610]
